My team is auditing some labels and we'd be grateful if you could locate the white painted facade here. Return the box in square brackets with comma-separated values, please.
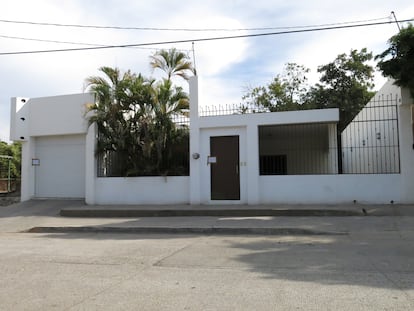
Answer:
[10, 77, 414, 205]
[10, 94, 94, 200]
[188, 76, 341, 204]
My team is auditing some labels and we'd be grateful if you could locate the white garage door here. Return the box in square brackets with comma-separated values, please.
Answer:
[35, 135, 86, 198]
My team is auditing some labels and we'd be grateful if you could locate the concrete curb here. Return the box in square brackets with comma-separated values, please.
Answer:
[25, 226, 348, 236]
[60, 208, 363, 218]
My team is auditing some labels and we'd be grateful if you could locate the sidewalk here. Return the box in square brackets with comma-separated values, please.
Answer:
[1, 199, 414, 236]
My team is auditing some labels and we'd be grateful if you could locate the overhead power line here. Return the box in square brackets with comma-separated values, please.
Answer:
[0, 34, 107, 47]
[0, 15, 394, 49]
[0, 18, 412, 56]
[0, 34, 190, 52]
[0, 16, 391, 32]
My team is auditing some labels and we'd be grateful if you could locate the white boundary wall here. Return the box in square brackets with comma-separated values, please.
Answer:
[259, 174, 401, 204]
[84, 124, 190, 205]
[93, 176, 190, 205]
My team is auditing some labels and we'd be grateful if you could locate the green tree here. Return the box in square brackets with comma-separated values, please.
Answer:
[241, 49, 375, 131]
[151, 79, 190, 174]
[305, 48, 375, 131]
[150, 48, 195, 81]
[376, 23, 414, 97]
[242, 63, 310, 112]
[148, 48, 194, 174]
[85, 48, 194, 176]
[85, 67, 155, 175]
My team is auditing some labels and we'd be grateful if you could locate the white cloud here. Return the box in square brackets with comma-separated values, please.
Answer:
[198, 76, 247, 108]
[181, 17, 249, 76]
[1, 0, 413, 141]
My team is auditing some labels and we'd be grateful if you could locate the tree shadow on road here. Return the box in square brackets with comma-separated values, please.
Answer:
[225, 234, 414, 290]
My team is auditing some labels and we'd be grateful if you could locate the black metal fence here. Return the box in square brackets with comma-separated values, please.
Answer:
[97, 124, 190, 177]
[341, 94, 400, 174]
[97, 147, 190, 177]
[97, 95, 400, 177]
[259, 123, 339, 175]
[0, 156, 17, 193]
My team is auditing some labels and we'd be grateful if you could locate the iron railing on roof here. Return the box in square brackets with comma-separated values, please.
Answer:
[199, 103, 266, 117]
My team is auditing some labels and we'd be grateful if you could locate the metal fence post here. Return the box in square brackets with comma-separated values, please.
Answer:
[8, 157, 11, 192]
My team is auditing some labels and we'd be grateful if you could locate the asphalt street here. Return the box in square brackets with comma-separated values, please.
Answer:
[0, 200, 413, 310]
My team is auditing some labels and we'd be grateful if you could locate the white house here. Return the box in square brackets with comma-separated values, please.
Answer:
[10, 94, 94, 200]
[10, 78, 414, 205]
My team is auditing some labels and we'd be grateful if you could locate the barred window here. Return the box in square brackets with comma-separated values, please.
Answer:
[260, 155, 287, 175]
[259, 123, 339, 175]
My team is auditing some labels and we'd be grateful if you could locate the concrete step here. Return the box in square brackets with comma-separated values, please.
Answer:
[60, 208, 364, 218]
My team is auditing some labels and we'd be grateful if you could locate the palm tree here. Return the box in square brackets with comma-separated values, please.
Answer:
[85, 49, 193, 176]
[85, 67, 130, 154]
[150, 78, 189, 174]
[85, 67, 155, 176]
[148, 49, 193, 173]
[150, 48, 195, 81]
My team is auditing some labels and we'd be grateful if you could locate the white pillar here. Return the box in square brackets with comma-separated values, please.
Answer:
[328, 123, 339, 174]
[10, 97, 32, 201]
[20, 137, 35, 201]
[399, 88, 414, 203]
[85, 124, 97, 205]
[189, 76, 201, 205]
[246, 124, 260, 204]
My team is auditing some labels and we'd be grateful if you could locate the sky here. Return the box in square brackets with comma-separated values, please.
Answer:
[1, 0, 413, 142]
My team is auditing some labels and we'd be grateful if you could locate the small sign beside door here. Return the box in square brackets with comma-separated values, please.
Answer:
[207, 156, 217, 164]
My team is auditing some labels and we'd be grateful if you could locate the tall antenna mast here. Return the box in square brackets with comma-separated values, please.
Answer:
[391, 11, 401, 31]
[192, 42, 197, 76]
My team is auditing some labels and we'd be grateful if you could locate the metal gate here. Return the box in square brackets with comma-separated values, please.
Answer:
[0, 155, 13, 193]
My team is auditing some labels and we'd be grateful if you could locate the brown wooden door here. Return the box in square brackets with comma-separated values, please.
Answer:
[210, 136, 240, 200]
